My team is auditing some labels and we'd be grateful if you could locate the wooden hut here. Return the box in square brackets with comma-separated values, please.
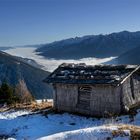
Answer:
[44, 63, 140, 117]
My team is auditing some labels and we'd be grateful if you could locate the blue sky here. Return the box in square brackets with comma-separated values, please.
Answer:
[0, 0, 140, 46]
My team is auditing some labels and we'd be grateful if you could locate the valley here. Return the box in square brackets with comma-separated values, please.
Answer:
[4, 47, 116, 72]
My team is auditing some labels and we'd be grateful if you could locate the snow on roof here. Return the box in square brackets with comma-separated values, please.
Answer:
[44, 63, 139, 85]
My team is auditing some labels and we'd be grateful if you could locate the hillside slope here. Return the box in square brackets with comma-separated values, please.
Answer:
[0, 51, 52, 99]
[36, 31, 140, 59]
[118, 46, 140, 64]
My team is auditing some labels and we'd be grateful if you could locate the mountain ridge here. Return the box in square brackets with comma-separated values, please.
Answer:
[36, 31, 140, 59]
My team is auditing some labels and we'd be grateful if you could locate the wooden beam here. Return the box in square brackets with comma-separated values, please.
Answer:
[120, 66, 140, 85]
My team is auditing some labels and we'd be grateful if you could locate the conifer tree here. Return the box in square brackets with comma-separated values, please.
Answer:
[0, 82, 14, 104]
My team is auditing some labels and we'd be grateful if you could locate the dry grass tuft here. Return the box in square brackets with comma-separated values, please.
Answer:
[117, 124, 140, 140]
[112, 129, 128, 138]
[13, 101, 53, 111]
[0, 100, 53, 112]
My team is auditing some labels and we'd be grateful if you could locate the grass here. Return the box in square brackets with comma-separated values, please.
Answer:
[0, 100, 53, 112]
[118, 124, 140, 140]
[111, 124, 140, 140]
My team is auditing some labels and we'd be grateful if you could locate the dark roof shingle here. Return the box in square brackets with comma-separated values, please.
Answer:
[44, 63, 139, 85]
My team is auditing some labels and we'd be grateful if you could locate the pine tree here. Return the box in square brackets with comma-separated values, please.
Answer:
[0, 82, 14, 104]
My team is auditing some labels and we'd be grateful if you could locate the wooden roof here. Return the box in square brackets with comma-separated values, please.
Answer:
[44, 63, 140, 86]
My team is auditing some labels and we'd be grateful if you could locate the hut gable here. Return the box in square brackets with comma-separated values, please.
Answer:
[45, 63, 139, 86]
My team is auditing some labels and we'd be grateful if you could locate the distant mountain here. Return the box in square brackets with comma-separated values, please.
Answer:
[36, 31, 140, 59]
[117, 46, 140, 64]
[0, 44, 41, 51]
[0, 51, 52, 99]
[14, 44, 44, 48]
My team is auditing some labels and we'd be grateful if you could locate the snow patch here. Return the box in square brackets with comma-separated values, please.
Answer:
[38, 125, 119, 140]
[0, 110, 30, 119]
[36, 99, 53, 104]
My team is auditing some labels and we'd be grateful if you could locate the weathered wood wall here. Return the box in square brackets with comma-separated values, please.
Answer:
[132, 74, 140, 102]
[90, 85, 121, 116]
[121, 74, 140, 111]
[53, 83, 121, 117]
[54, 84, 78, 112]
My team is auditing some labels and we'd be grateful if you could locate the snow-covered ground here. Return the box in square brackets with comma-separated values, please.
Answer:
[4, 47, 117, 72]
[43, 126, 130, 140]
[36, 99, 53, 104]
[1, 109, 140, 140]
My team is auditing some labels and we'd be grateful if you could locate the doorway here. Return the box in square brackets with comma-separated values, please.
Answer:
[77, 85, 91, 110]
